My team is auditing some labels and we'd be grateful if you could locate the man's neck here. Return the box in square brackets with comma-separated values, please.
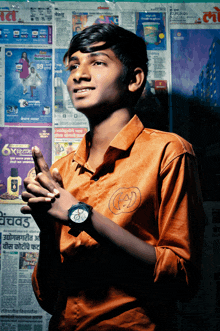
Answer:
[89, 108, 132, 153]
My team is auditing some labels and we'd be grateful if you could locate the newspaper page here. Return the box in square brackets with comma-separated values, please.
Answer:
[0, 1, 53, 127]
[53, 2, 120, 130]
[113, 2, 170, 130]
[0, 204, 51, 330]
[54, 48, 89, 130]
[170, 3, 220, 330]
[53, 2, 122, 155]
[170, 3, 220, 197]
[54, 2, 120, 47]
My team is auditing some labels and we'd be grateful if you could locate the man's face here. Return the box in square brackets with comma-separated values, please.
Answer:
[66, 43, 128, 117]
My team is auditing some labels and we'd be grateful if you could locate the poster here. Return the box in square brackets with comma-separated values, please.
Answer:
[0, 127, 52, 203]
[171, 28, 220, 105]
[5, 48, 52, 126]
[136, 12, 166, 51]
[171, 27, 220, 203]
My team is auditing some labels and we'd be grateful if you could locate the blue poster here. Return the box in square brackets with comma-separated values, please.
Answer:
[0, 25, 52, 44]
[171, 29, 220, 111]
[136, 12, 166, 51]
[5, 48, 52, 126]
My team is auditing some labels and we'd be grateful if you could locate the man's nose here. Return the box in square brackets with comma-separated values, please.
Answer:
[73, 64, 90, 82]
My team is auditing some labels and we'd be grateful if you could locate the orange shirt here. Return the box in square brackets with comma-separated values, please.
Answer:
[32, 115, 205, 330]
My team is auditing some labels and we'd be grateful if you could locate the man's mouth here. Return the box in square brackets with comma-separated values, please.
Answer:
[74, 88, 95, 93]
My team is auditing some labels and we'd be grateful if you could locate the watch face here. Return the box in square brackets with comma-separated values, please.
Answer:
[69, 207, 89, 224]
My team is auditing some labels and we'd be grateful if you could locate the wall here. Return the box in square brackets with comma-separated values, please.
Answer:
[0, 2, 220, 330]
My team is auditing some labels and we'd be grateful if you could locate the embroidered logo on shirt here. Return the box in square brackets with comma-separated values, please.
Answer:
[109, 187, 141, 215]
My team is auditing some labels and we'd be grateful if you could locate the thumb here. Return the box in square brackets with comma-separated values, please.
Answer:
[52, 168, 63, 188]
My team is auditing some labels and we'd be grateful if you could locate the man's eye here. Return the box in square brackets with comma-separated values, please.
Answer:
[94, 61, 105, 66]
[68, 64, 78, 71]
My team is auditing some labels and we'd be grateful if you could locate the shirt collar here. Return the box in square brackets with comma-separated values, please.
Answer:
[109, 114, 144, 150]
[73, 131, 91, 166]
[73, 115, 144, 166]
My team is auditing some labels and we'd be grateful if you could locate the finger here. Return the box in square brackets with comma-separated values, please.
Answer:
[32, 146, 52, 178]
[26, 181, 57, 198]
[52, 168, 63, 188]
[36, 172, 60, 196]
[22, 190, 54, 202]
[20, 205, 32, 214]
[28, 196, 53, 204]
[22, 191, 36, 202]
[23, 177, 42, 190]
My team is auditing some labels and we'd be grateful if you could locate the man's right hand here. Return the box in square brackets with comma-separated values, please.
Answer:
[20, 146, 63, 232]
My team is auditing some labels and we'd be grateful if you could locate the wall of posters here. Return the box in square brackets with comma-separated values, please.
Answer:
[0, 1, 219, 330]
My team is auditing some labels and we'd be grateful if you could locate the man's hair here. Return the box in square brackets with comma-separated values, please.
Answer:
[63, 24, 148, 100]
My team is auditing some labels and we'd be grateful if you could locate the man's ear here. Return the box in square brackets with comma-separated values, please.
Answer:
[128, 68, 145, 93]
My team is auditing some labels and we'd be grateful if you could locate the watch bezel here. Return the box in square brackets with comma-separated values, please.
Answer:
[68, 202, 93, 227]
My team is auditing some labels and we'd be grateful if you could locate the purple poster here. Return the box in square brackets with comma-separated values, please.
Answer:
[171, 29, 220, 104]
[0, 127, 52, 203]
[171, 29, 220, 202]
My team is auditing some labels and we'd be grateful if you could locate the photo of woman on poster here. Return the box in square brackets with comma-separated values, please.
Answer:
[18, 52, 30, 94]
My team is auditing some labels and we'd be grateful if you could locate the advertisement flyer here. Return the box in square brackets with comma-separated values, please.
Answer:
[5, 48, 52, 126]
[72, 12, 119, 35]
[0, 127, 52, 204]
[54, 127, 87, 161]
[54, 141, 80, 161]
[136, 12, 166, 51]
[0, 25, 52, 44]
[54, 49, 89, 129]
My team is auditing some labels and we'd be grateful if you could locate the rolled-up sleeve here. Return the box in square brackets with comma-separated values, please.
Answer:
[154, 152, 205, 299]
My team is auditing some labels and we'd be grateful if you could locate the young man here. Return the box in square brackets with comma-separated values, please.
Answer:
[21, 24, 205, 331]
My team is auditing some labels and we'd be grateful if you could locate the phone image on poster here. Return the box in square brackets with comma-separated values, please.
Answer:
[5, 48, 52, 126]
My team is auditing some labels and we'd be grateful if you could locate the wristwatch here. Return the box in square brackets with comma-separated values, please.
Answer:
[67, 202, 93, 236]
